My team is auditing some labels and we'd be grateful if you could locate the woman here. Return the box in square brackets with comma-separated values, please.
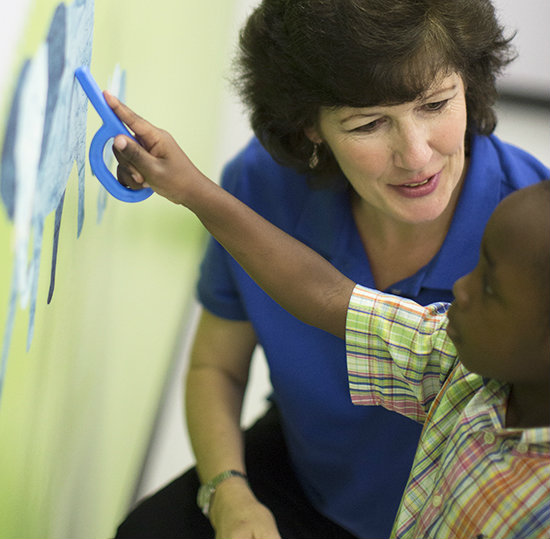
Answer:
[115, 1, 549, 538]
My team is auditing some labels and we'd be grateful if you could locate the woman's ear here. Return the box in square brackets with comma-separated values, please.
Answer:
[304, 125, 323, 144]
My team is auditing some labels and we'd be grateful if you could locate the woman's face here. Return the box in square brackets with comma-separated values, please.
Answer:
[309, 72, 468, 225]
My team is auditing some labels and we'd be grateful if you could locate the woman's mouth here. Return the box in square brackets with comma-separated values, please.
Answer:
[406, 178, 430, 187]
[391, 171, 441, 198]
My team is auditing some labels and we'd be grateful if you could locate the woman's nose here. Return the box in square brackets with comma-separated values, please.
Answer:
[392, 123, 432, 170]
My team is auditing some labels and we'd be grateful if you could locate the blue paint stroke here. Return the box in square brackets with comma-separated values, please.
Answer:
[0, 0, 94, 399]
[0, 60, 30, 220]
[47, 191, 65, 304]
[0, 47, 47, 401]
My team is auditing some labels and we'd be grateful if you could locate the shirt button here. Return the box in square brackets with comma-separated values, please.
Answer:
[390, 289, 402, 295]
[432, 495, 443, 507]
[484, 432, 495, 444]
[516, 443, 529, 454]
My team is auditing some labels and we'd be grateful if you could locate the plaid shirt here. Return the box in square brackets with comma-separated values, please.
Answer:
[346, 284, 550, 539]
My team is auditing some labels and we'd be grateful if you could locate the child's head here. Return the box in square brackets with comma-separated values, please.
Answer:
[446, 181, 550, 386]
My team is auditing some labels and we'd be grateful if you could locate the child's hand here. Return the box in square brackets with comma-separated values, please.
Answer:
[104, 91, 205, 206]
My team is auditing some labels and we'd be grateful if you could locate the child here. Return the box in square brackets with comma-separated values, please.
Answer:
[106, 93, 550, 539]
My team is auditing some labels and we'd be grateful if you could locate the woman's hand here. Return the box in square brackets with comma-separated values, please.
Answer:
[209, 478, 281, 539]
[104, 91, 207, 206]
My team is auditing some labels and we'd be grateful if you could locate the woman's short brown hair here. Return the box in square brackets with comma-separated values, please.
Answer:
[234, 0, 515, 179]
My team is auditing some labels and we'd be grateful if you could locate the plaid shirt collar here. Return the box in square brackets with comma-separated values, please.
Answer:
[476, 377, 550, 448]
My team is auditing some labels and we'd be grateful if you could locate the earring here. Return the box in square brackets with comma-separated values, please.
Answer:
[309, 143, 320, 169]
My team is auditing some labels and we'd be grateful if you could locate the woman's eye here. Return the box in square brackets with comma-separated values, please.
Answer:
[352, 118, 385, 133]
[423, 99, 449, 112]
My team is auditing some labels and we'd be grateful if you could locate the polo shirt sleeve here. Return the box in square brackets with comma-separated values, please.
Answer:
[346, 284, 458, 423]
[197, 235, 249, 320]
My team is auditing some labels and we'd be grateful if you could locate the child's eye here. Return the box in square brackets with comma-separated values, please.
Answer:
[423, 99, 449, 112]
[483, 278, 495, 296]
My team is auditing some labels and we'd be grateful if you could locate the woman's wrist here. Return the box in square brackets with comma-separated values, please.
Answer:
[203, 471, 251, 519]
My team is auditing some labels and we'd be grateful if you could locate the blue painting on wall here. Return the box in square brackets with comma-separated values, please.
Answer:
[0, 0, 128, 400]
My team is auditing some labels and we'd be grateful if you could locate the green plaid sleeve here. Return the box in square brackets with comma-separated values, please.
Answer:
[346, 284, 458, 423]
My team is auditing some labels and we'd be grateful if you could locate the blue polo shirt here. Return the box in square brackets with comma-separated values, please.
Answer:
[197, 134, 549, 538]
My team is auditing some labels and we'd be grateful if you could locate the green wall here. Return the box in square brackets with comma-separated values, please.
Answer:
[0, 1, 238, 537]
